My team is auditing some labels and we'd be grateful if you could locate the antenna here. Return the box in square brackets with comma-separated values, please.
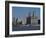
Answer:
[32, 8, 36, 19]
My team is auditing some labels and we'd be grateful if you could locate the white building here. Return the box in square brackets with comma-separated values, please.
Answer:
[31, 12, 40, 25]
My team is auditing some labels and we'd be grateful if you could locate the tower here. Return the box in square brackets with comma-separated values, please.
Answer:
[26, 12, 31, 24]
[32, 11, 35, 19]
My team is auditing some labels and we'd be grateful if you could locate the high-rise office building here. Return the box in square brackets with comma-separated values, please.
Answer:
[26, 12, 31, 24]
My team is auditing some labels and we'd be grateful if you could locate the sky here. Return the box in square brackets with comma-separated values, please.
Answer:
[12, 7, 40, 19]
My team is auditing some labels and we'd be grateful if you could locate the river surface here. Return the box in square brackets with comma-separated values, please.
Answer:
[12, 24, 40, 31]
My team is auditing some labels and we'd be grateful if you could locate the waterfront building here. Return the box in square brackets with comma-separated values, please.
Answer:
[26, 12, 31, 24]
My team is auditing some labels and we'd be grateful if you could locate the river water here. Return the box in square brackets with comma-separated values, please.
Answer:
[12, 24, 40, 31]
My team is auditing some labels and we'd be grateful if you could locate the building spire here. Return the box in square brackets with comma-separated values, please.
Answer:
[32, 11, 35, 17]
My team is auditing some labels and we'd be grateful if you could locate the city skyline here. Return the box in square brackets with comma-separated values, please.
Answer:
[12, 7, 40, 31]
